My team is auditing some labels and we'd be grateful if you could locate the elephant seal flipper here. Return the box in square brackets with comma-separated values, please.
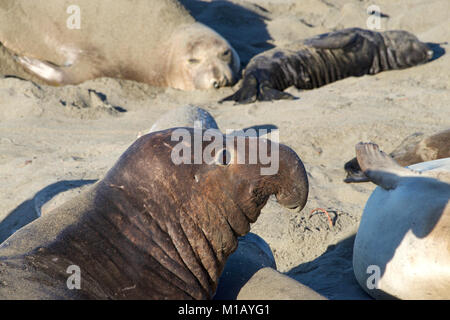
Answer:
[15, 56, 70, 85]
[303, 30, 359, 50]
[344, 129, 450, 183]
[355, 142, 414, 190]
[221, 28, 432, 104]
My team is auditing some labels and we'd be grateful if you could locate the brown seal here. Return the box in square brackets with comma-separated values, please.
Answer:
[0, 128, 308, 299]
[0, 0, 240, 90]
[344, 128, 450, 183]
[221, 28, 433, 103]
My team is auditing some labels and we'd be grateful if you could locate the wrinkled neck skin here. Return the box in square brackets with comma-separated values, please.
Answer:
[24, 172, 269, 300]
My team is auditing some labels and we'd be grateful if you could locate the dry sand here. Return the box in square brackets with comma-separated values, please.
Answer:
[0, 0, 449, 299]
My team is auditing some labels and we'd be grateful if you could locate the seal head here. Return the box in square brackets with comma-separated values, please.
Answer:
[167, 23, 240, 90]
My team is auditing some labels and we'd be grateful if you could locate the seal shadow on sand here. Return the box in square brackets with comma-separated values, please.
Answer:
[0, 179, 97, 243]
[286, 235, 372, 300]
[288, 173, 447, 300]
[179, 0, 274, 66]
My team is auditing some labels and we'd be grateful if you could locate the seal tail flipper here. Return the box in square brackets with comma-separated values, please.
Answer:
[355, 142, 415, 190]
[219, 74, 259, 104]
[258, 82, 295, 101]
[219, 74, 295, 104]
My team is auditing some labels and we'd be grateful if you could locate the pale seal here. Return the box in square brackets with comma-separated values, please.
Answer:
[221, 28, 433, 103]
[149, 105, 219, 133]
[352, 142, 450, 299]
[0, 0, 240, 90]
[0, 128, 309, 299]
[236, 267, 327, 300]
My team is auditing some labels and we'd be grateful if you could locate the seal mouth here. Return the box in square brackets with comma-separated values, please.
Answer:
[343, 171, 370, 183]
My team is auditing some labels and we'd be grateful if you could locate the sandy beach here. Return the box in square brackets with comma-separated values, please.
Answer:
[0, 0, 449, 299]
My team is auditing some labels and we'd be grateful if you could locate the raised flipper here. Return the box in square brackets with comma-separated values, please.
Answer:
[220, 73, 295, 104]
[355, 142, 416, 190]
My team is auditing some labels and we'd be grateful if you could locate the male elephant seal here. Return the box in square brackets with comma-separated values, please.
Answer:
[344, 128, 450, 183]
[221, 28, 433, 103]
[352, 142, 450, 299]
[0, 0, 240, 90]
[0, 128, 308, 299]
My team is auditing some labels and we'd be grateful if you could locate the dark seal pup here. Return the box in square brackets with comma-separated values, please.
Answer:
[221, 28, 433, 103]
[0, 128, 308, 299]
[344, 128, 450, 183]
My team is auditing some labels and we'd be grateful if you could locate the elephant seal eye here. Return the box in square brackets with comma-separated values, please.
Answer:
[215, 148, 232, 166]
[221, 49, 231, 61]
[188, 58, 200, 64]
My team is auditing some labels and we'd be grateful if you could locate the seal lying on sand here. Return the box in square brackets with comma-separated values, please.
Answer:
[352, 143, 450, 299]
[0, 0, 239, 90]
[221, 28, 433, 103]
[344, 128, 450, 183]
[149, 105, 219, 133]
[0, 128, 308, 299]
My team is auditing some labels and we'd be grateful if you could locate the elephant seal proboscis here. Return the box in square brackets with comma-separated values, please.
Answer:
[0, 0, 240, 90]
[352, 142, 450, 299]
[221, 28, 433, 103]
[344, 128, 450, 183]
[0, 128, 308, 299]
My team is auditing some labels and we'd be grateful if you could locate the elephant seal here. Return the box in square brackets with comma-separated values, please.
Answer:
[149, 105, 219, 133]
[236, 267, 327, 300]
[221, 28, 433, 103]
[0, 0, 240, 90]
[214, 233, 277, 300]
[352, 142, 450, 299]
[31, 106, 279, 300]
[0, 128, 308, 299]
[344, 128, 450, 183]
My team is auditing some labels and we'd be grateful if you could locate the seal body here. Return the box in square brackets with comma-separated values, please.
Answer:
[0, 0, 240, 90]
[0, 128, 308, 299]
[222, 28, 432, 103]
[149, 105, 219, 133]
[352, 143, 450, 299]
[344, 128, 450, 183]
